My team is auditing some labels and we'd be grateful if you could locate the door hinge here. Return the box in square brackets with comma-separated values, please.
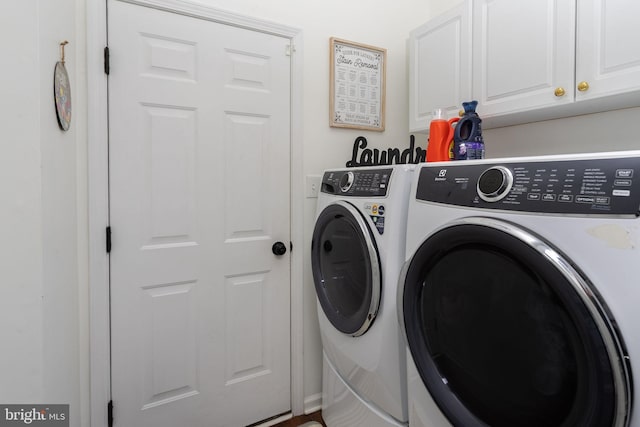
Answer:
[106, 226, 112, 253]
[107, 400, 113, 427]
[104, 46, 110, 75]
[285, 44, 295, 56]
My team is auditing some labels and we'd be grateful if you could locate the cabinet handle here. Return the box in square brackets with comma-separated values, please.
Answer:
[577, 81, 590, 92]
[554, 87, 566, 97]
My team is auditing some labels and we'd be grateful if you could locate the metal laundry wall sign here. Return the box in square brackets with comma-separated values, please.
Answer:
[346, 135, 426, 167]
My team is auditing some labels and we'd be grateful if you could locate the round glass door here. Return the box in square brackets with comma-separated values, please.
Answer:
[401, 217, 630, 427]
[312, 201, 381, 336]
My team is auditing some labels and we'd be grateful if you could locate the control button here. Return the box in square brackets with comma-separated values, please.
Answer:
[576, 196, 595, 204]
[527, 193, 541, 200]
[477, 166, 514, 202]
[616, 169, 634, 178]
[542, 194, 556, 201]
[615, 179, 632, 186]
[595, 197, 610, 205]
[339, 172, 355, 192]
[377, 205, 385, 216]
[558, 195, 573, 202]
[613, 189, 631, 197]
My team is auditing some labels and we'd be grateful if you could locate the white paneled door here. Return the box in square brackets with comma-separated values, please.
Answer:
[108, 1, 291, 426]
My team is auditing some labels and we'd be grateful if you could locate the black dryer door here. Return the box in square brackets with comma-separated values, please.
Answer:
[311, 201, 381, 336]
[401, 217, 631, 427]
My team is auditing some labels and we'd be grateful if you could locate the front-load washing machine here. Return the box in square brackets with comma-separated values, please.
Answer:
[398, 152, 640, 427]
[312, 165, 414, 427]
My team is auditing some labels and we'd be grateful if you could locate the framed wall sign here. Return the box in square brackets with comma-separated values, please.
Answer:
[330, 37, 386, 132]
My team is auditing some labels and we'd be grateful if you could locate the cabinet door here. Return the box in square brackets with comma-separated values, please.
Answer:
[472, 0, 576, 116]
[576, 0, 640, 101]
[409, 1, 472, 133]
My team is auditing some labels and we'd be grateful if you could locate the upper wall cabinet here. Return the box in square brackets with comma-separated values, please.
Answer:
[473, 0, 640, 126]
[410, 0, 640, 131]
[576, 0, 640, 101]
[408, 1, 472, 133]
[472, 0, 576, 116]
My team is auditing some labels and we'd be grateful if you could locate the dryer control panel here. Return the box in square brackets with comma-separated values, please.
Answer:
[322, 168, 393, 197]
[417, 156, 640, 215]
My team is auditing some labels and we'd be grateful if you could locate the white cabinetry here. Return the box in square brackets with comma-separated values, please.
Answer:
[576, 0, 640, 101]
[409, 0, 640, 131]
[408, 1, 471, 133]
[472, 0, 640, 126]
[472, 0, 576, 116]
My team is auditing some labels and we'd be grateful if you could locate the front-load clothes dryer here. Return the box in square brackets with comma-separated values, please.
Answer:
[399, 152, 640, 427]
[312, 165, 414, 427]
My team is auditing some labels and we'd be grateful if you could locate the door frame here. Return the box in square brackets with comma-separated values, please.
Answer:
[87, 1, 304, 426]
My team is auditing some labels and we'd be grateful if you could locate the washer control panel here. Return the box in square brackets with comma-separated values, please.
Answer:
[322, 168, 393, 197]
[417, 157, 640, 215]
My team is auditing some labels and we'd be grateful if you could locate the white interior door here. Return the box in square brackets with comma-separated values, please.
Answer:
[108, 1, 291, 426]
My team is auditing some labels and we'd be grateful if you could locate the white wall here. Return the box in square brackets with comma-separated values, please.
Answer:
[483, 107, 640, 158]
[0, 1, 44, 402]
[0, 1, 89, 426]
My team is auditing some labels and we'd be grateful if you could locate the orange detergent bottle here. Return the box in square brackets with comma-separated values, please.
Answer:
[426, 108, 459, 162]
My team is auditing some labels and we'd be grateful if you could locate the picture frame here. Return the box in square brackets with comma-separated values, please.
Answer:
[329, 37, 386, 132]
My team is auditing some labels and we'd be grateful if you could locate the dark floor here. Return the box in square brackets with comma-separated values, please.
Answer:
[272, 410, 326, 427]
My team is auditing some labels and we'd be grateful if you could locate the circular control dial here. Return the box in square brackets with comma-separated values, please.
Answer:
[339, 171, 355, 192]
[477, 166, 514, 202]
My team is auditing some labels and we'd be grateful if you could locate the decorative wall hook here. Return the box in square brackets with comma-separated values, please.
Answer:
[59, 40, 69, 63]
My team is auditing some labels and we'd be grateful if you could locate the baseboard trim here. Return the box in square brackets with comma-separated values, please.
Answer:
[252, 412, 293, 427]
[304, 393, 323, 415]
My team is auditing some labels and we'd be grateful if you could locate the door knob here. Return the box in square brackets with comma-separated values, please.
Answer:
[577, 81, 590, 92]
[554, 87, 566, 97]
[272, 241, 287, 256]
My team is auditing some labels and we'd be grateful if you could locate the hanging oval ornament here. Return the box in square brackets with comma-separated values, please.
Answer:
[54, 41, 72, 131]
